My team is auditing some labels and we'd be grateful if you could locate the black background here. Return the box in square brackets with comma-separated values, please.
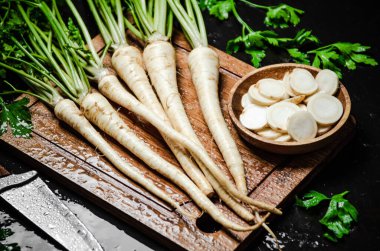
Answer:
[1, 0, 380, 250]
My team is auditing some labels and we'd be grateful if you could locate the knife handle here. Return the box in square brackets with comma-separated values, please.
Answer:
[0, 164, 10, 177]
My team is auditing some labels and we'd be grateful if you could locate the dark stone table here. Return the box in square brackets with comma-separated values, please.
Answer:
[1, 0, 379, 250]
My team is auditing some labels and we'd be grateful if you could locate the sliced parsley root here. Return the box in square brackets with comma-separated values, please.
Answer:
[296, 190, 359, 242]
[0, 97, 32, 138]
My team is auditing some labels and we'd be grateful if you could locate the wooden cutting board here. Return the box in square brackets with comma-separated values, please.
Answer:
[0, 32, 356, 251]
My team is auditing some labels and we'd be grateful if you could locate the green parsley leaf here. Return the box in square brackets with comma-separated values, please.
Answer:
[287, 48, 310, 64]
[264, 4, 304, 29]
[323, 232, 338, 242]
[66, 18, 92, 60]
[310, 49, 342, 78]
[226, 29, 313, 67]
[295, 190, 329, 209]
[292, 29, 319, 45]
[209, 0, 233, 20]
[307, 42, 378, 77]
[199, 0, 233, 20]
[67, 18, 85, 47]
[296, 190, 358, 242]
[199, 0, 216, 10]
[245, 48, 266, 67]
[332, 42, 378, 67]
[0, 97, 33, 138]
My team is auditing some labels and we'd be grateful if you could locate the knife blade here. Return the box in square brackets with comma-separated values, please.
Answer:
[0, 171, 103, 251]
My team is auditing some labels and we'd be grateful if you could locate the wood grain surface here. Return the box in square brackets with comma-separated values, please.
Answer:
[0, 32, 356, 251]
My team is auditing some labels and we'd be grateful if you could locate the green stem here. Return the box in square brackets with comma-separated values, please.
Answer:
[87, 0, 113, 45]
[98, 0, 124, 44]
[5, 56, 62, 91]
[131, 0, 154, 39]
[167, 0, 203, 48]
[154, 0, 167, 35]
[0, 84, 50, 105]
[0, 62, 56, 101]
[0, 1, 11, 26]
[115, 0, 125, 39]
[124, 17, 143, 40]
[185, 0, 195, 20]
[190, 0, 207, 46]
[148, 0, 153, 17]
[17, 4, 76, 101]
[239, 0, 269, 10]
[166, 10, 173, 38]
[99, 41, 112, 65]
[230, 0, 254, 33]
[11, 37, 45, 71]
[308, 44, 334, 53]
[65, 0, 102, 65]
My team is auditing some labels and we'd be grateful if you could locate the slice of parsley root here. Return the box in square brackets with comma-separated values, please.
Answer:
[296, 190, 358, 242]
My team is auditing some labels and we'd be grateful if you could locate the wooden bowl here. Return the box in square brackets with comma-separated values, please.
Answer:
[228, 63, 351, 154]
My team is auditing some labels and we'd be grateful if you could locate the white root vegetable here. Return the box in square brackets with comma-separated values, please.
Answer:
[241, 93, 252, 108]
[315, 69, 339, 95]
[96, 76, 281, 214]
[267, 102, 300, 132]
[248, 85, 277, 106]
[142, 41, 221, 196]
[199, 165, 255, 222]
[282, 72, 296, 97]
[288, 111, 318, 142]
[239, 104, 268, 130]
[289, 68, 319, 95]
[256, 128, 282, 139]
[98, 76, 266, 222]
[274, 134, 292, 142]
[111, 45, 213, 196]
[54, 99, 192, 217]
[257, 78, 286, 100]
[283, 95, 306, 105]
[79, 93, 272, 230]
[188, 46, 247, 195]
[307, 93, 343, 125]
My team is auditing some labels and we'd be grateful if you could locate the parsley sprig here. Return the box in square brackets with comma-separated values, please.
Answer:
[239, 0, 304, 28]
[308, 43, 378, 78]
[296, 190, 359, 242]
[199, 0, 304, 28]
[200, 0, 319, 67]
[199, 0, 233, 21]
[199, 0, 378, 75]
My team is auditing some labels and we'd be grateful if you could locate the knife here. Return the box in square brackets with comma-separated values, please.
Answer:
[0, 169, 103, 251]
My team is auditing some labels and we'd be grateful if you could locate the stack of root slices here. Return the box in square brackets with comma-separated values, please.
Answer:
[239, 68, 343, 142]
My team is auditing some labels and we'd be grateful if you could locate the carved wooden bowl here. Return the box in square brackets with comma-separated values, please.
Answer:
[228, 63, 351, 154]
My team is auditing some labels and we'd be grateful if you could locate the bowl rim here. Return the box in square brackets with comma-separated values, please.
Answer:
[228, 63, 352, 147]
